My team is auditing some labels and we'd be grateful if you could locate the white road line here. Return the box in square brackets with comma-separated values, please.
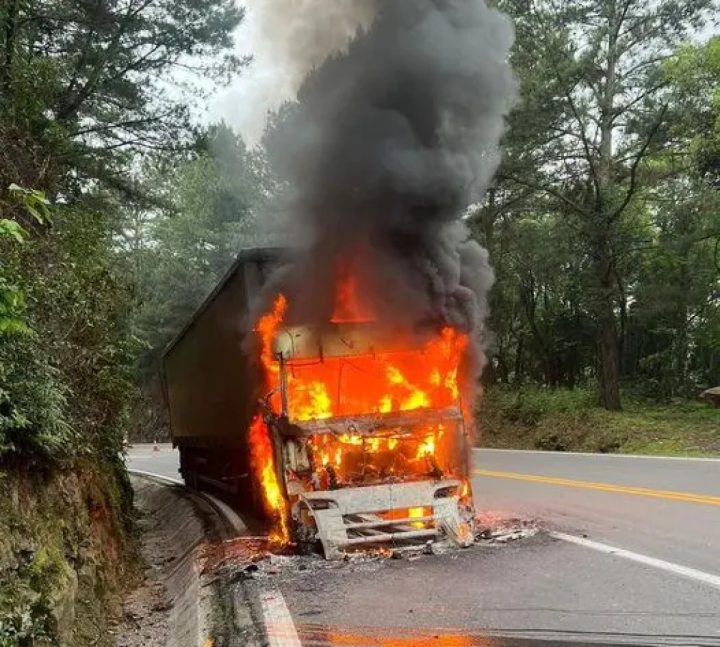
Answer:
[127, 468, 184, 486]
[474, 448, 720, 461]
[260, 589, 302, 647]
[552, 532, 720, 591]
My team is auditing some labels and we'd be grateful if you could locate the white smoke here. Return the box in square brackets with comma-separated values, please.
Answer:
[210, 0, 378, 144]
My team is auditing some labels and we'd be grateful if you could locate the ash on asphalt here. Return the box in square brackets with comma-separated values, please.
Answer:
[202, 517, 539, 586]
[201, 516, 720, 646]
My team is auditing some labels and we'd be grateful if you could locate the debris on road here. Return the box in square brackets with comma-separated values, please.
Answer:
[201, 515, 539, 586]
[475, 516, 538, 544]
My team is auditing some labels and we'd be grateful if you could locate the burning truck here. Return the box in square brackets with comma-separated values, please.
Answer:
[164, 0, 516, 560]
[163, 248, 477, 558]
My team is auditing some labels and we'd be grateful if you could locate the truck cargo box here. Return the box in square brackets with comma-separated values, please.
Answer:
[162, 247, 283, 495]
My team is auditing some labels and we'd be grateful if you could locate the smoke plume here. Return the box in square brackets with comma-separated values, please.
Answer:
[262, 0, 516, 362]
[212, 0, 377, 143]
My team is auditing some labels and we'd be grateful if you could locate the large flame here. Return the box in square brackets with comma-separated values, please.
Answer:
[250, 294, 291, 544]
[265, 323, 467, 424]
[249, 415, 289, 543]
[250, 289, 471, 542]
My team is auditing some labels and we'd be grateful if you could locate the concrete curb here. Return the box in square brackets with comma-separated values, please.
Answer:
[126, 472, 268, 647]
[125, 475, 233, 647]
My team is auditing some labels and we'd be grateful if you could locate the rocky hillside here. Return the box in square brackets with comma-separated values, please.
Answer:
[0, 460, 136, 646]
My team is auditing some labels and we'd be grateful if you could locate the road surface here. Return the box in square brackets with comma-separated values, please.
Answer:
[126, 446, 720, 645]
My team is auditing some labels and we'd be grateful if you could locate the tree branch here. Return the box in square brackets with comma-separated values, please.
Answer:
[498, 173, 590, 217]
[611, 82, 668, 124]
[611, 103, 669, 221]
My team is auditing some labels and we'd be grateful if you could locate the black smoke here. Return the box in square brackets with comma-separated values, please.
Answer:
[262, 0, 516, 352]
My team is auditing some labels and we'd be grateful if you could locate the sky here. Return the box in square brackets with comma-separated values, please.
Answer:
[207, 0, 376, 145]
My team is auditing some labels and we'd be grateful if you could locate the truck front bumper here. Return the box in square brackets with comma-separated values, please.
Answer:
[294, 479, 474, 559]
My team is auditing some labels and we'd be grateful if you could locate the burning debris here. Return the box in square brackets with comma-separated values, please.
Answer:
[245, 0, 517, 558]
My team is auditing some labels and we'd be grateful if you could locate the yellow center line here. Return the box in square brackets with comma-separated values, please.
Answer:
[473, 469, 720, 507]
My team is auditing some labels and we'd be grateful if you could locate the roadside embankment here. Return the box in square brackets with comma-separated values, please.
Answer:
[0, 459, 135, 646]
[115, 475, 262, 647]
[478, 385, 720, 456]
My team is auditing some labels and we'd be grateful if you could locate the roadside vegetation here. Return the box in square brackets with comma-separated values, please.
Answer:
[0, 0, 244, 643]
[472, 2, 720, 448]
[479, 386, 720, 456]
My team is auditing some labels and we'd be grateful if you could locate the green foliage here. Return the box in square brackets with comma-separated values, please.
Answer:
[664, 37, 720, 182]
[483, 386, 597, 426]
[480, 385, 720, 456]
[0, 0, 246, 639]
[0, 220, 25, 244]
[0, 183, 51, 337]
[478, 3, 720, 406]
[0, 168, 147, 466]
[0, 199, 140, 462]
[123, 124, 274, 375]
[7, 185, 50, 226]
[0, 336, 72, 459]
[0, 283, 28, 336]
[0, 0, 245, 460]
[0, 0, 244, 194]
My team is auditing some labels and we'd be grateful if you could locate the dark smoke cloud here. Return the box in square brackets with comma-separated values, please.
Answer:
[262, 0, 516, 351]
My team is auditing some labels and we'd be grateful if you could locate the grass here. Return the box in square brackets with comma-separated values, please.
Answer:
[477, 385, 720, 457]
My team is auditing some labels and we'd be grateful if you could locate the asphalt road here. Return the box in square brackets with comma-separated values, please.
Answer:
[126, 443, 180, 481]
[126, 446, 720, 645]
[473, 449, 720, 578]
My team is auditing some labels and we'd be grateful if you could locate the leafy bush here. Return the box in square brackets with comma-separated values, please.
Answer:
[0, 189, 137, 464]
[0, 335, 73, 459]
[478, 384, 720, 455]
[482, 385, 596, 425]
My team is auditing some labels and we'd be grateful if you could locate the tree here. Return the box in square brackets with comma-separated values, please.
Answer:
[0, 0, 244, 195]
[626, 36, 720, 396]
[124, 125, 275, 371]
[664, 36, 720, 183]
[0, 0, 246, 459]
[490, 0, 717, 409]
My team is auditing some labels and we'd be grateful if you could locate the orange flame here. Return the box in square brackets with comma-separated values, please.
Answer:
[251, 294, 291, 543]
[257, 294, 288, 373]
[249, 415, 289, 543]
[250, 287, 472, 542]
[331, 274, 375, 323]
[261, 326, 467, 423]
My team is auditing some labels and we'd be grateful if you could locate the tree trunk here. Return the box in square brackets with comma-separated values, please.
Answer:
[513, 336, 524, 385]
[673, 245, 690, 396]
[597, 292, 622, 410]
[593, 0, 622, 411]
[1, 0, 19, 95]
